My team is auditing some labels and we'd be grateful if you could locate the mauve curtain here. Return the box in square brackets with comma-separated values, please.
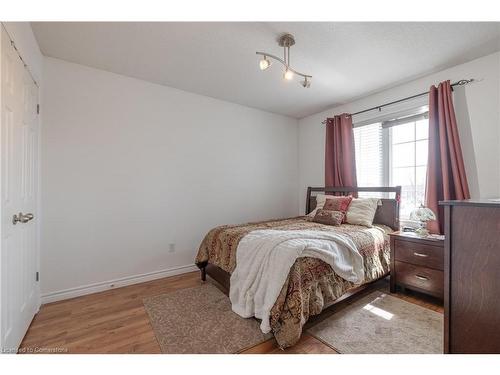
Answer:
[425, 80, 470, 234]
[325, 114, 357, 189]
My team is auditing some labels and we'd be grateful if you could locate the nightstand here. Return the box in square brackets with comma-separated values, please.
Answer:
[389, 232, 444, 299]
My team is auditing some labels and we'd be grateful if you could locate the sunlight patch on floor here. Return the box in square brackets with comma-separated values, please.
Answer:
[362, 302, 394, 320]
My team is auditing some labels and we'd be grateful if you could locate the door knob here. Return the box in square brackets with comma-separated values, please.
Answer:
[12, 212, 34, 225]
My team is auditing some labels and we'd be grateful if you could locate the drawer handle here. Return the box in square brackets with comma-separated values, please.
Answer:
[415, 274, 429, 281]
[413, 252, 429, 258]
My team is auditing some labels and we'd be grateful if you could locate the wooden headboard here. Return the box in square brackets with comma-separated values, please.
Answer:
[306, 186, 401, 230]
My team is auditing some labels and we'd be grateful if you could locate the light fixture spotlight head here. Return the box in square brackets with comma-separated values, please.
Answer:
[284, 69, 294, 81]
[301, 77, 311, 88]
[259, 56, 271, 70]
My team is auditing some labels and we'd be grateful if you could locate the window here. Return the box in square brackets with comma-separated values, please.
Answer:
[353, 111, 429, 220]
[389, 118, 429, 219]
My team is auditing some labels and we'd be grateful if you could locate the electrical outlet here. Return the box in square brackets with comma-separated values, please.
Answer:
[168, 243, 176, 253]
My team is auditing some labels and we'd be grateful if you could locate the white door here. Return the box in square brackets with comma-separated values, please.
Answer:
[1, 29, 40, 352]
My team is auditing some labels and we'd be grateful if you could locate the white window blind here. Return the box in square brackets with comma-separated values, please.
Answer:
[353, 123, 384, 198]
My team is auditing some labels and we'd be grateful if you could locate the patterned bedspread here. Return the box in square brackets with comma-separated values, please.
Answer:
[195, 216, 392, 349]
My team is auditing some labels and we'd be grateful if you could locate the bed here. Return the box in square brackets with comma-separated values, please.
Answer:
[195, 186, 401, 348]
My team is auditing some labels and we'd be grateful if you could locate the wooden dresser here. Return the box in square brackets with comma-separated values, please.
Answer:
[389, 232, 444, 298]
[440, 200, 500, 354]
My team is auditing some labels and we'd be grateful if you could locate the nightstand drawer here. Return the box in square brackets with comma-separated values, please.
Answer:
[394, 239, 443, 270]
[395, 261, 444, 298]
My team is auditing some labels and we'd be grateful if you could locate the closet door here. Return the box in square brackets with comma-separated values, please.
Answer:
[1, 29, 40, 352]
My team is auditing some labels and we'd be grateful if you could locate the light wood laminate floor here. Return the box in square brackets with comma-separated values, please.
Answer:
[20, 271, 443, 354]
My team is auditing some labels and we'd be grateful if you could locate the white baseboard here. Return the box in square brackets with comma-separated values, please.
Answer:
[41, 264, 199, 304]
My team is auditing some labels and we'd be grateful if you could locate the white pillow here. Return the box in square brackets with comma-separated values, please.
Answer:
[346, 198, 381, 227]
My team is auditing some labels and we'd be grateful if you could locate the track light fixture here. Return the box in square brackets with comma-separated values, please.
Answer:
[256, 33, 312, 88]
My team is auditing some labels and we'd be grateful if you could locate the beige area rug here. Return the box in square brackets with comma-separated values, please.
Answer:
[308, 290, 443, 354]
[143, 283, 272, 353]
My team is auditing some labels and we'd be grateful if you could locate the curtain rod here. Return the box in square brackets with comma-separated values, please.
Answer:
[321, 79, 474, 124]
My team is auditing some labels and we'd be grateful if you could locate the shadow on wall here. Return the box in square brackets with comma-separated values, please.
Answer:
[453, 86, 480, 198]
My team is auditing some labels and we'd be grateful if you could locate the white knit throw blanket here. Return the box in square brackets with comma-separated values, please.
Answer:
[229, 229, 364, 333]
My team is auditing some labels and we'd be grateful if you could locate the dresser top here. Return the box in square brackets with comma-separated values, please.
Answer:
[389, 231, 444, 245]
[439, 199, 500, 207]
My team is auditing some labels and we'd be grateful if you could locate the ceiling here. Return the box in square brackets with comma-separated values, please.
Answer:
[31, 22, 500, 118]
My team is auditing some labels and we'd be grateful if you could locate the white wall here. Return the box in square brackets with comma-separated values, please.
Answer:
[41, 57, 299, 300]
[298, 52, 500, 214]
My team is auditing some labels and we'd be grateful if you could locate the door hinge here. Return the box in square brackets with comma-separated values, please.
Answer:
[37, 104, 40, 114]
[36, 271, 39, 282]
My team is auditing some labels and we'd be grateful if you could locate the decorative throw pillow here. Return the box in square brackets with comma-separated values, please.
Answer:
[308, 194, 353, 217]
[312, 209, 345, 226]
[323, 196, 353, 213]
[345, 198, 381, 227]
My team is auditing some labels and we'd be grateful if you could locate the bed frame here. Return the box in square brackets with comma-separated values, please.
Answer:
[197, 186, 401, 296]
